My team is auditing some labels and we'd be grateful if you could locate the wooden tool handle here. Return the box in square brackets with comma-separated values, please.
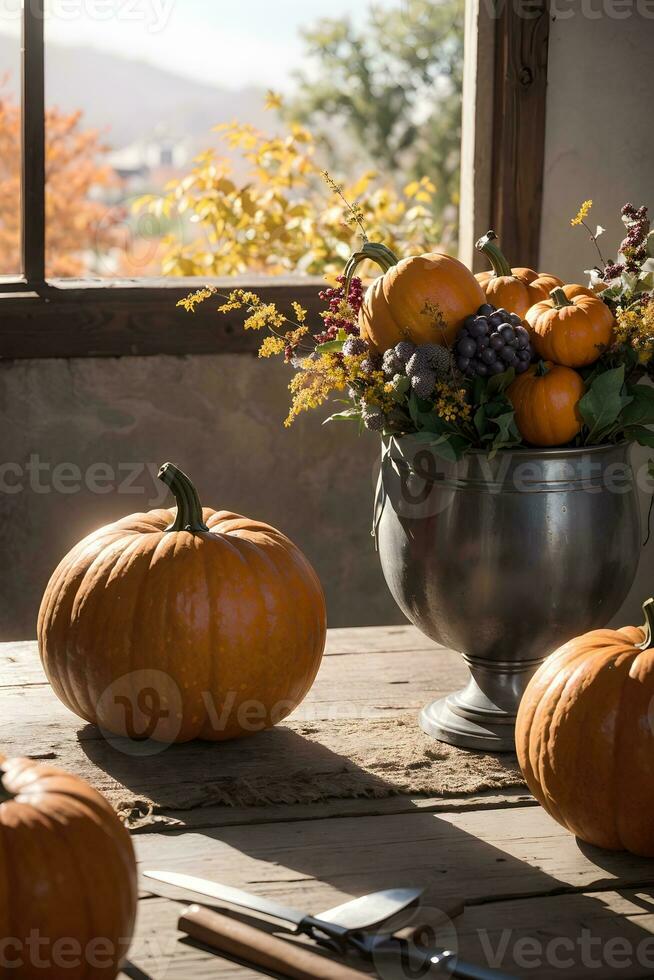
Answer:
[178, 904, 367, 980]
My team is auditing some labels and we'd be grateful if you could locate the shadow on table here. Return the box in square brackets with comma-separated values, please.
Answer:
[77, 719, 432, 816]
[132, 801, 654, 978]
[79, 724, 654, 977]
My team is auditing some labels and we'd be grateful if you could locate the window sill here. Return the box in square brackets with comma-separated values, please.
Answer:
[0, 276, 327, 360]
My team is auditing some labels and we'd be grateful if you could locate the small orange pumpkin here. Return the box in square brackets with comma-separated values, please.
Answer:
[516, 599, 654, 856]
[508, 361, 584, 446]
[38, 463, 326, 742]
[526, 285, 615, 367]
[0, 756, 137, 977]
[475, 231, 564, 317]
[344, 241, 484, 352]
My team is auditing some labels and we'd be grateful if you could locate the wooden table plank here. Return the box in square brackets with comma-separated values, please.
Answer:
[0, 627, 438, 689]
[125, 889, 654, 980]
[134, 806, 654, 915]
[127, 804, 654, 979]
[6, 631, 652, 979]
[458, 889, 654, 979]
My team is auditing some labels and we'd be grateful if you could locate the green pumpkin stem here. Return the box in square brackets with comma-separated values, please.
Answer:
[535, 360, 550, 377]
[550, 287, 574, 309]
[637, 598, 654, 651]
[158, 463, 209, 533]
[343, 241, 399, 303]
[475, 230, 513, 278]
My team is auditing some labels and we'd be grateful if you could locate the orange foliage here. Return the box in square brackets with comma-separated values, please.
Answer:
[0, 94, 120, 277]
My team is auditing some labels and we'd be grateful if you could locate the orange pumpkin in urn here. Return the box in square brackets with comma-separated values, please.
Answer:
[344, 241, 485, 352]
[38, 463, 327, 742]
[508, 361, 585, 447]
[526, 285, 615, 368]
[475, 230, 564, 318]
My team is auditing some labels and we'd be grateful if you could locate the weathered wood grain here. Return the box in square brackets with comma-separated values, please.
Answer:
[0, 277, 326, 360]
[459, 889, 654, 980]
[134, 806, 654, 912]
[490, 0, 551, 267]
[0, 644, 465, 750]
[0, 628, 438, 689]
[4, 631, 654, 979]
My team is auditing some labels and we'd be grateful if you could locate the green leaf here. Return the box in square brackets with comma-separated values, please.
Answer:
[579, 365, 632, 444]
[405, 432, 465, 460]
[621, 384, 654, 428]
[390, 375, 410, 402]
[315, 340, 344, 354]
[408, 392, 421, 426]
[474, 404, 489, 439]
[485, 367, 515, 399]
[623, 425, 654, 448]
[322, 408, 361, 424]
[486, 410, 522, 458]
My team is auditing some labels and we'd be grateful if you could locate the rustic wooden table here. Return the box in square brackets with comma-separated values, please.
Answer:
[6, 626, 654, 979]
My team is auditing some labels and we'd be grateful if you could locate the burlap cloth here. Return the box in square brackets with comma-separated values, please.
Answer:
[48, 712, 526, 831]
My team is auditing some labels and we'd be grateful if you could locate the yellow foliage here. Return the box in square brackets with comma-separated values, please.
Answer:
[135, 114, 442, 278]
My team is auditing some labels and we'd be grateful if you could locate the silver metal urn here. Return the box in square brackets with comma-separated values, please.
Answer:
[375, 436, 641, 751]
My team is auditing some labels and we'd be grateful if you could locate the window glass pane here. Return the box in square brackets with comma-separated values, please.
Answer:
[0, 21, 21, 276]
[44, 0, 463, 279]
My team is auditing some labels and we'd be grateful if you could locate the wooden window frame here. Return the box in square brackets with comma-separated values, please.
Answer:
[2, 0, 550, 360]
[459, 0, 551, 273]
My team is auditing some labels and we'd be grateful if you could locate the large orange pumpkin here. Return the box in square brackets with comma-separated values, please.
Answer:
[38, 463, 326, 742]
[516, 599, 654, 856]
[475, 231, 563, 317]
[526, 285, 615, 367]
[508, 361, 584, 446]
[344, 241, 484, 352]
[0, 756, 137, 977]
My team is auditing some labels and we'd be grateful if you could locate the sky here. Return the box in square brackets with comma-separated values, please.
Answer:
[0, 0, 399, 89]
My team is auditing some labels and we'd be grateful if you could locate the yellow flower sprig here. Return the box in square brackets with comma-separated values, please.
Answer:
[434, 381, 471, 424]
[569, 198, 607, 270]
[178, 286, 312, 363]
[615, 298, 654, 364]
[571, 200, 593, 226]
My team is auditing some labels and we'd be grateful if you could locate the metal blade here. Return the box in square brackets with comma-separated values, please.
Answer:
[142, 871, 424, 935]
[141, 871, 306, 928]
[319, 888, 423, 930]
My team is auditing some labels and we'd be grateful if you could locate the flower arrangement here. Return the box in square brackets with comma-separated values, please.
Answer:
[180, 192, 654, 461]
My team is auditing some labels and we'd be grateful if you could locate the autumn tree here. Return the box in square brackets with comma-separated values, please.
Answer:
[0, 93, 119, 277]
[288, 0, 464, 242]
[134, 116, 442, 278]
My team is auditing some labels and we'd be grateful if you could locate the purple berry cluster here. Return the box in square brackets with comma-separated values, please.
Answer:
[314, 275, 364, 345]
[455, 304, 533, 377]
[614, 203, 651, 276]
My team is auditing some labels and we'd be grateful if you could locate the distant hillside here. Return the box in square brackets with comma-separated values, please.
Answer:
[0, 34, 269, 150]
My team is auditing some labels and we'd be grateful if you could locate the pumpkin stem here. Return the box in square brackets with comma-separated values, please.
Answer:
[158, 463, 210, 534]
[551, 287, 574, 309]
[475, 230, 513, 278]
[535, 360, 550, 377]
[343, 241, 399, 304]
[637, 598, 654, 651]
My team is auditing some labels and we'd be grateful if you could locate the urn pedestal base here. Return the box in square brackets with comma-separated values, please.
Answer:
[419, 656, 546, 752]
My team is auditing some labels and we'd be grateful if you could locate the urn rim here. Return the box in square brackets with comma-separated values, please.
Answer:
[384, 435, 630, 460]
